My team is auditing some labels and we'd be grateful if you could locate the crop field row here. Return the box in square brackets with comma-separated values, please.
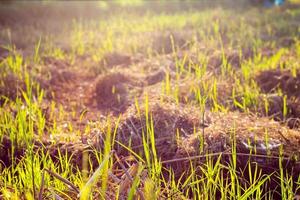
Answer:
[0, 1, 300, 199]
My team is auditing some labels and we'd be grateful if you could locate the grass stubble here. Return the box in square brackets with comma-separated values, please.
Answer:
[0, 1, 300, 199]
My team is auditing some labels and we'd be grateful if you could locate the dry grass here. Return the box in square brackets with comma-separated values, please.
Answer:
[1, 1, 300, 199]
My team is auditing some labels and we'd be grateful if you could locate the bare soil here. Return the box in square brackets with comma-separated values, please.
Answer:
[0, 73, 25, 104]
[1, 45, 300, 200]
[256, 69, 300, 98]
[256, 69, 300, 127]
[100, 52, 132, 68]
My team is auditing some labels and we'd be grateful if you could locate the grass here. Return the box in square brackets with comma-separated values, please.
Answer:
[0, 0, 300, 199]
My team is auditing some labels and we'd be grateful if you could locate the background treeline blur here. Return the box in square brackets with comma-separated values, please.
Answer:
[0, 0, 298, 58]
[0, 0, 264, 26]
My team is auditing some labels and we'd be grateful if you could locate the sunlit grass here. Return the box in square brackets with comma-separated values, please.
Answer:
[0, 1, 300, 199]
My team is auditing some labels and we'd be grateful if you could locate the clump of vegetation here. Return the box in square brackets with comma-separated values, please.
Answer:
[1, 1, 300, 199]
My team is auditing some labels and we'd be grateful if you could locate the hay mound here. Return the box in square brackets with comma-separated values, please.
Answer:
[41, 59, 77, 86]
[0, 135, 25, 168]
[173, 110, 300, 160]
[256, 69, 300, 98]
[0, 73, 25, 104]
[170, 111, 300, 183]
[38, 58, 80, 99]
[256, 94, 300, 128]
[48, 69, 78, 86]
[93, 72, 143, 114]
[92, 101, 210, 160]
[256, 69, 300, 127]
[43, 57, 70, 68]
[100, 52, 132, 68]
[145, 68, 166, 85]
[0, 135, 93, 170]
[152, 32, 189, 54]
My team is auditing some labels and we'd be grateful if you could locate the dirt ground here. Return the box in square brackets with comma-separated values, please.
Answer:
[2, 52, 300, 178]
[256, 69, 300, 127]
[1, 1, 300, 199]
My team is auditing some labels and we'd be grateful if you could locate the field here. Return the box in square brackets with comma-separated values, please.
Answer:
[0, 1, 300, 199]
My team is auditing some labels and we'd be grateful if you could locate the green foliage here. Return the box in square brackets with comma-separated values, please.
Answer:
[0, 1, 300, 199]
